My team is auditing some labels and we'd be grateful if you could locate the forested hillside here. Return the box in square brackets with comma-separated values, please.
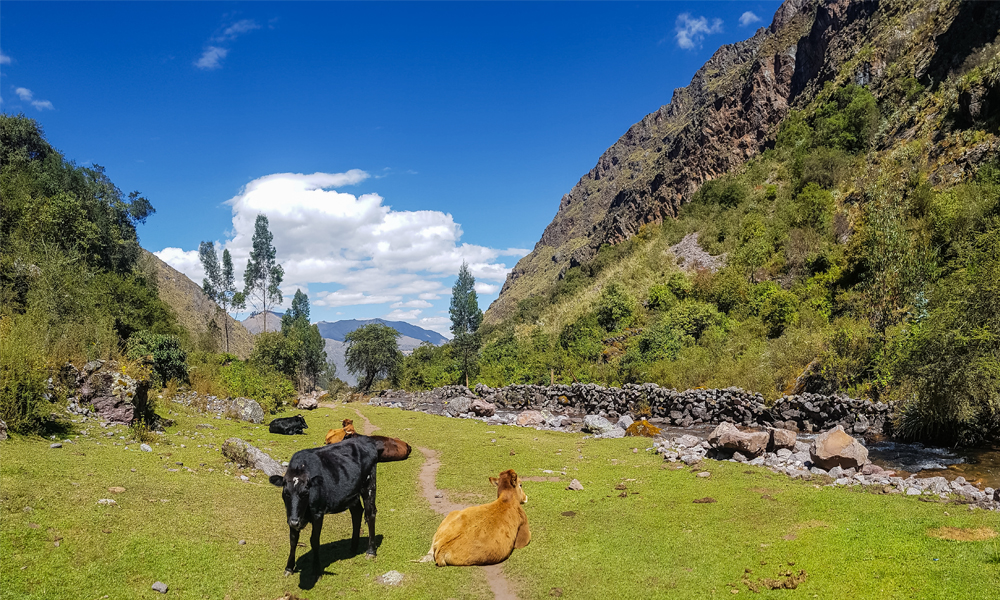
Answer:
[450, 0, 1000, 445]
[0, 115, 182, 432]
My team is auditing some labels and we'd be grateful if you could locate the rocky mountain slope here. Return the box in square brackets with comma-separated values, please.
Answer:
[486, 0, 1000, 322]
[241, 310, 283, 335]
[143, 250, 254, 358]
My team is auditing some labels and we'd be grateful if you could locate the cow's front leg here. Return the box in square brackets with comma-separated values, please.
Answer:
[349, 498, 364, 554]
[310, 515, 324, 576]
[364, 470, 378, 558]
[285, 526, 299, 576]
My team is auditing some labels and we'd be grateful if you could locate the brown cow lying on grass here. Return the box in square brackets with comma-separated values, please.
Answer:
[324, 419, 357, 445]
[430, 469, 530, 566]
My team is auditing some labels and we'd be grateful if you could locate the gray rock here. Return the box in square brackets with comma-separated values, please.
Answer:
[296, 397, 318, 410]
[906, 487, 922, 496]
[681, 455, 702, 465]
[748, 457, 765, 466]
[828, 466, 844, 479]
[566, 479, 584, 491]
[445, 397, 472, 416]
[231, 397, 265, 424]
[517, 410, 545, 427]
[810, 467, 828, 476]
[675, 435, 702, 448]
[583, 415, 614, 434]
[376, 570, 404, 586]
[616, 415, 634, 430]
[50, 443, 62, 448]
[599, 428, 626, 439]
[221, 438, 285, 477]
[732, 452, 747, 463]
[0, 419, 7, 441]
[152, 581, 168, 594]
[776, 448, 793, 459]
[140, 443, 152, 452]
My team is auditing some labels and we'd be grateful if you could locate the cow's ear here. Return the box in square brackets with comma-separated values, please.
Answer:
[489, 477, 499, 487]
[309, 475, 323, 488]
[269, 475, 285, 487]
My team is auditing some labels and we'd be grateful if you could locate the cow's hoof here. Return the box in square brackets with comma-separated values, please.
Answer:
[283, 569, 294, 577]
[365, 552, 377, 561]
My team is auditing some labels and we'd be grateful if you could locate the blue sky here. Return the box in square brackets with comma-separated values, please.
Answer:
[2, 1, 780, 336]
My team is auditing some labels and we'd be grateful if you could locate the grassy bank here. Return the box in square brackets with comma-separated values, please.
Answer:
[2, 402, 998, 599]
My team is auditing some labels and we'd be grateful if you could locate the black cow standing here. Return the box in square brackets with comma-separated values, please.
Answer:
[269, 435, 411, 576]
[269, 415, 308, 435]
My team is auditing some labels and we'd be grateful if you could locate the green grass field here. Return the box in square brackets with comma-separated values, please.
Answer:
[2, 402, 998, 599]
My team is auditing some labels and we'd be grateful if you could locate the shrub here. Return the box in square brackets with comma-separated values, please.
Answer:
[125, 330, 187, 387]
[596, 282, 639, 332]
[0, 314, 49, 434]
[662, 300, 726, 340]
[559, 313, 604, 361]
[250, 331, 301, 378]
[219, 361, 295, 414]
[647, 284, 677, 312]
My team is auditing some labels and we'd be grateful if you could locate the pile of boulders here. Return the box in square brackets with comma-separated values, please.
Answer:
[56, 360, 154, 425]
[653, 423, 998, 510]
[170, 391, 265, 424]
[377, 383, 892, 435]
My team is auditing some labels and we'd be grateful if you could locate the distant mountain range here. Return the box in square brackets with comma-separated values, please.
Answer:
[241, 314, 448, 386]
[315, 319, 448, 345]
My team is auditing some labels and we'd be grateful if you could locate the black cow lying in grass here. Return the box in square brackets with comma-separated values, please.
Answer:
[269, 435, 412, 576]
[269, 415, 308, 435]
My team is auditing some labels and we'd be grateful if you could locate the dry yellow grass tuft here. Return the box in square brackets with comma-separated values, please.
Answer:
[927, 527, 998, 542]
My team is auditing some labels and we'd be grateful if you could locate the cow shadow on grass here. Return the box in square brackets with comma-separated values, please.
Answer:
[296, 535, 384, 589]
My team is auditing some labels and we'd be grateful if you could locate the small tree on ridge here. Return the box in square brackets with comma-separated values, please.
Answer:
[243, 214, 284, 333]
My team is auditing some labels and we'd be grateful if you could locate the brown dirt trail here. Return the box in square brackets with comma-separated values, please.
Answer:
[351, 407, 517, 600]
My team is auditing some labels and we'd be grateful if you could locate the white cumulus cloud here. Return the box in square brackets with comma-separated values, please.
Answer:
[739, 11, 761, 27]
[0, 51, 11, 65]
[155, 170, 527, 318]
[195, 18, 260, 70]
[195, 46, 228, 70]
[13, 87, 54, 110]
[675, 13, 723, 50]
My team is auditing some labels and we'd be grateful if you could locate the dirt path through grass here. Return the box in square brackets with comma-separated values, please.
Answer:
[352, 406, 517, 600]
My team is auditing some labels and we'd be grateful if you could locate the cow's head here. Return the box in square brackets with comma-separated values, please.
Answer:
[270, 471, 321, 530]
[342, 418, 353, 428]
[490, 469, 527, 504]
[296, 415, 308, 428]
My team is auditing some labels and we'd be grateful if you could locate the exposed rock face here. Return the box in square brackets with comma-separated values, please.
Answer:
[170, 392, 265, 424]
[66, 360, 153, 425]
[485, 0, 990, 322]
[809, 425, 869, 470]
[0, 419, 8, 441]
[709, 422, 770, 457]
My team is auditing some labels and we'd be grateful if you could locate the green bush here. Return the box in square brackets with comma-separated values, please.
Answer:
[662, 300, 726, 340]
[219, 361, 295, 414]
[558, 313, 604, 361]
[0, 314, 49, 434]
[125, 330, 188, 386]
[596, 282, 639, 332]
[647, 284, 677, 311]
[250, 331, 301, 378]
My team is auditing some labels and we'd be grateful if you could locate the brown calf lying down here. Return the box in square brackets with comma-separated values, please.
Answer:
[430, 469, 530, 566]
[324, 419, 356, 445]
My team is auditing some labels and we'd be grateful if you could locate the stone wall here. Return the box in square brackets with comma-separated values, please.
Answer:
[379, 383, 893, 435]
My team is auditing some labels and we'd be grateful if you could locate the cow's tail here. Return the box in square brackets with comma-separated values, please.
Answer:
[371, 435, 412, 462]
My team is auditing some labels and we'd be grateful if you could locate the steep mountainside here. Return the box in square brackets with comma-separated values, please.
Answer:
[487, 0, 1000, 322]
[241, 311, 283, 335]
[143, 250, 254, 358]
